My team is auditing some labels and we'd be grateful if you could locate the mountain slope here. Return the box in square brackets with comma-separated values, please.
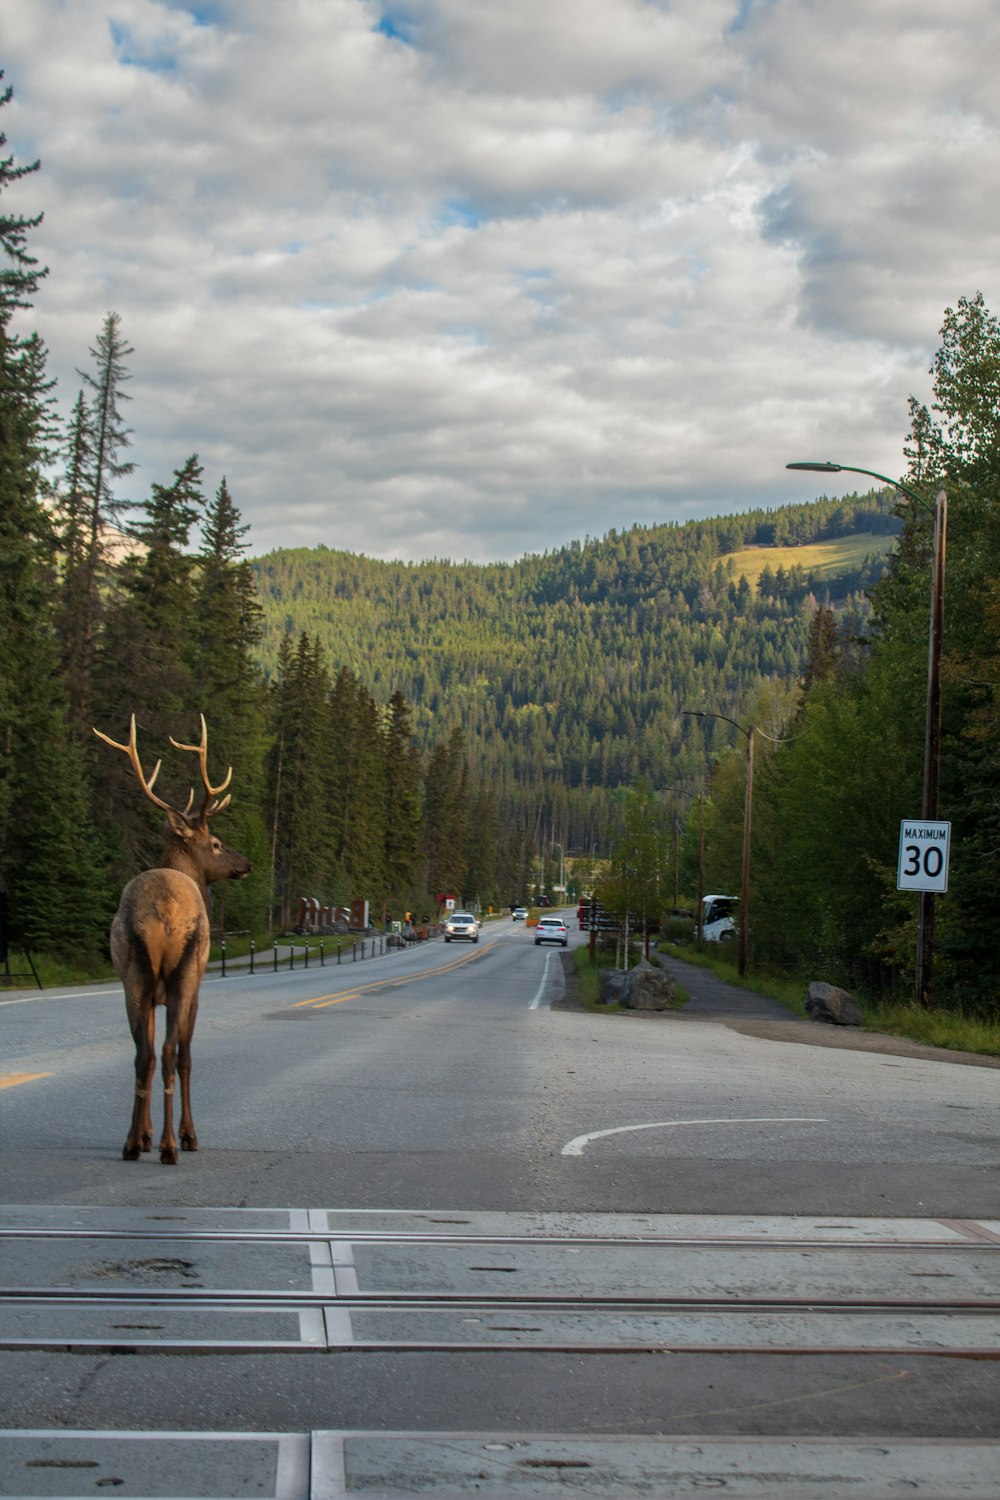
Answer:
[251, 493, 899, 845]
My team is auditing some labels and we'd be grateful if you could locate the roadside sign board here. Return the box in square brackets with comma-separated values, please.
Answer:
[897, 820, 951, 893]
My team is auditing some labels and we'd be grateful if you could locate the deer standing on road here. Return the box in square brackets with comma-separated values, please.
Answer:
[93, 715, 252, 1164]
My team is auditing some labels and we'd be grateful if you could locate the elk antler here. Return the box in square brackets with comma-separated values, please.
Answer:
[93, 714, 179, 817]
[169, 713, 232, 822]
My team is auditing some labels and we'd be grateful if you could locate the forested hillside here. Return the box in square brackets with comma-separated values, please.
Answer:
[252, 497, 898, 850]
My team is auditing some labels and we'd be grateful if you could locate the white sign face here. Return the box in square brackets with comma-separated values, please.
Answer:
[897, 820, 951, 893]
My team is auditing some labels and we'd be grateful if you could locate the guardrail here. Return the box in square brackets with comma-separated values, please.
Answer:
[216, 932, 435, 978]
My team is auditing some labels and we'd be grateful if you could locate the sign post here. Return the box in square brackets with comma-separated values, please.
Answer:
[897, 820, 951, 894]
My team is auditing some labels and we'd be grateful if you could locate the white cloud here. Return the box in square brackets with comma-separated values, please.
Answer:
[3, 0, 998, 561]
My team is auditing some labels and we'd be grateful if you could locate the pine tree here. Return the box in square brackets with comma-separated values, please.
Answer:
[93, 457, 203, 882]
[62, 310, 135, 735]
[267, 633, 331, 926]
[423, 728, 468, 903]
[190, 477, 269, 932]
[382, 690, 423, 912]
[0, 77, 107, 958]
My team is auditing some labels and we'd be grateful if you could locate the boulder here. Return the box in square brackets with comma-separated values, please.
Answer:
[806, 981, 862, 1027]
[598, 968, 629, 1006]
[624, 957, 677, 1011]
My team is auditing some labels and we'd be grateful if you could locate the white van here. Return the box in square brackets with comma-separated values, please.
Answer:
[701, 894, 738, 942]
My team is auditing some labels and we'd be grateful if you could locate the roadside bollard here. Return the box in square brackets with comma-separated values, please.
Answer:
[250, 937, 255, 975]
[352, 941, 357, 962]
[304, 941, 309, 969]
[220, 936, 226, 978]
[273, 943, 278, 973]
[320, 940, 324, 967]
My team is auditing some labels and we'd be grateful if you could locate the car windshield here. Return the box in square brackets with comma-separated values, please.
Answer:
[451, 913, 474, 921]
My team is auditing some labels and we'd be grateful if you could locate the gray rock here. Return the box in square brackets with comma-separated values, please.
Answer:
[598, 968, 629, 1006]
[625, 957, 678, 1011]
[806, 981, 863, 1027]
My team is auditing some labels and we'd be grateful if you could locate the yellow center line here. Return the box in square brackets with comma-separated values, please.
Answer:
[292, 940, 491, 1009]
[0, 1072, 54, 1089]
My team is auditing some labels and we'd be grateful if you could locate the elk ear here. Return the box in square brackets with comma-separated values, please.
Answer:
[164, 809, 195, 840]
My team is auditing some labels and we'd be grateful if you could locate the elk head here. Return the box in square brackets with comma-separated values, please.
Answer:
[94, 714, 252, 895]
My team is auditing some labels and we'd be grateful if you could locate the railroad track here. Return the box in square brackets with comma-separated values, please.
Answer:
[2, 1208, 999, 1357]
[4, 1209, 1000, 1497]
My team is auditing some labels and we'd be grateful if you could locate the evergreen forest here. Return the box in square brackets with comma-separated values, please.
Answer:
[3, 76, 1000, 1019]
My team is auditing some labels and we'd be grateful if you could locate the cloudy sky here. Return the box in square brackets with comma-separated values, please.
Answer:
[4, 0, 999, 562]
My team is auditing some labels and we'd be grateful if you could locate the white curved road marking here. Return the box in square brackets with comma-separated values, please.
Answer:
[529, 950, 552, 1009]
[561, 1116, 827, 1156]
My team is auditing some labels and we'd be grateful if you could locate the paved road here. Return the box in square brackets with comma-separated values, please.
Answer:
[1, 919, 999, 1496]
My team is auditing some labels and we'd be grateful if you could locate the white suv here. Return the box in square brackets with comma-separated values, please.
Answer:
[443, 912, 479, 943]
[534, 916, 568, 947]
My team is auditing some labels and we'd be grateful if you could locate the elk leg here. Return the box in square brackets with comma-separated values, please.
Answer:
[139, 1006, 155, 1151]
[123, 993, 155, 1161]
[159, 1013, 179, 1165]
[177, 1027, 198, 1152]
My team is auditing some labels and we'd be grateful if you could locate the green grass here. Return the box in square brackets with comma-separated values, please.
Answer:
[853, 1003, 1000, 1057]
[722, 533, 896, 589]
[15, 951, 117, 988]
[572, 943, 690, 1014]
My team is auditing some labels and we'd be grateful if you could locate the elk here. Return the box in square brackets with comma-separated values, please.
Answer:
[93, 715, 252, 1164]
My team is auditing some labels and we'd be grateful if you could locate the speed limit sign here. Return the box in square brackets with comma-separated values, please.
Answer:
[897, 820, 951, 893]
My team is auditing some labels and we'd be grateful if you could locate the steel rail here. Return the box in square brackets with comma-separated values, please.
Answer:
[3, 1287, 998, 1312]
[2, 1336, 997, 1359]
[0, 1226, 996, 1251]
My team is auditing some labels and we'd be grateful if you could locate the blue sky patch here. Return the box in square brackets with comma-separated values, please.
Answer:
[439, 198, 484, 229]
[109, 20, 177, 72]
[375, 10, 416, 45]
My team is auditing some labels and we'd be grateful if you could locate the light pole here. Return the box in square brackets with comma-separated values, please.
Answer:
[662, 782, 706, 935]
[683, 711, 756, 976]
[787, 461, 947, 1006]
[552, 841, 565, 899]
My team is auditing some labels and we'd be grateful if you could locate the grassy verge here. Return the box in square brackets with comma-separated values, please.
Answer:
[658, 942, 1000, 1055]
[571, 944, 689, 1014]
[17, 951, 117, 988]
[210, 930, 393, 963]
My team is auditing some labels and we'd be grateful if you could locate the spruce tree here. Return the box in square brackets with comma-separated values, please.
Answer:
[63, 310, 135, 735]
[0, 77, 107, 958]
[190, 477, 269, 933]
[93, 456, 202, 882]
[423, 728, 468, 904]
[382, 690, 423, 912]
[267, 633, 331, 926]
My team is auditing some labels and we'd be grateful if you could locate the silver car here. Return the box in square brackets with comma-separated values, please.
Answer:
[443, 911, 479, 943]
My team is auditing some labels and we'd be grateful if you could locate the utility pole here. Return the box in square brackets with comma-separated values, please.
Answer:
[788, 463, 947, 1006]
[916, 490, 947, 1006]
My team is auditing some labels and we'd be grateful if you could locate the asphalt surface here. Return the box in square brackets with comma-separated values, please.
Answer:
[1, 919, 999, 1495]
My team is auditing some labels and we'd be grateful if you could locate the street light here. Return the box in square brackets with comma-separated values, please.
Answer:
[786, 461, 947, 1005]
[662, 782, 706, 936]
[682, 711, 756, 976]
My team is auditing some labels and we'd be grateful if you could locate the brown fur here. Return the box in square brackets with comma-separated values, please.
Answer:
[96, 716, 251, 1164]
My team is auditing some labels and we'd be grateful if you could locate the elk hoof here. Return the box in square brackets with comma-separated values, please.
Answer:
[180, 1133, 198, 1152]
[160, 1146, 178, 1165]
[122, 1143, 140, 1161]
